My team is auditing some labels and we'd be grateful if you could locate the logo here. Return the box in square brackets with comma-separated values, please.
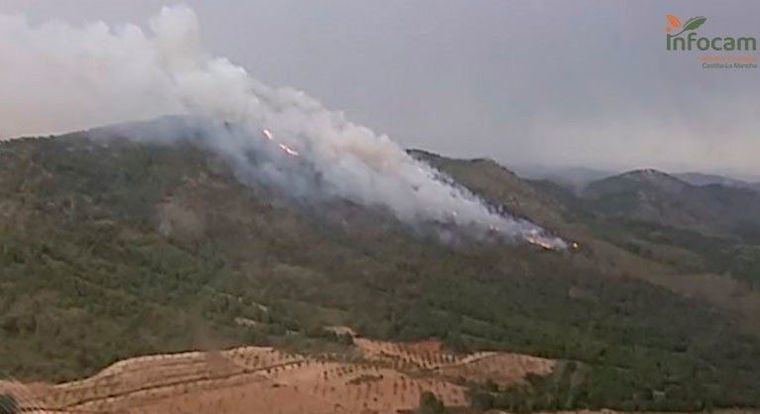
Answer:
[665, 15, 707, 37]
[665, 14, 757, 69]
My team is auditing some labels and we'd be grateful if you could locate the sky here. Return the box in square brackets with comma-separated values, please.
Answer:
[0, 1, 758, 179]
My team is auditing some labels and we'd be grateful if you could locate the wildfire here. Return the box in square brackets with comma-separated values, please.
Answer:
[524, 236, 580, 252]
[261, 128, 300, 156]
[525, 234, 557, 250]
[278, 143, 300, 156]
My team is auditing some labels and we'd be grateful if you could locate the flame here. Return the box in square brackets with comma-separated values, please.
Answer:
[261, 128, 300, 156]
[279, 143, 300, 156]
[525, 235, 556, 250]
[525, 237, 579, 252]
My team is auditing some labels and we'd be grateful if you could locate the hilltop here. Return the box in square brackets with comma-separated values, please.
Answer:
[583, 169, 760, 239]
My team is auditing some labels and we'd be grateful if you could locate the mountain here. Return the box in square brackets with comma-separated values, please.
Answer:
[514, 165, 617, 192]
[583, 169, 760, 240]
[2, 120, 760, 410]
[674, 172, 753, 188]
[408, 150, 570, 230]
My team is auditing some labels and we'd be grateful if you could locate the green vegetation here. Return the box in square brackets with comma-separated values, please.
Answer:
[589, 217, 760, 286]
[417, 391, 445, 414]
[0, 394, 19, 414]
[1, 127, 760, 410]
[468, 361, 722, 412]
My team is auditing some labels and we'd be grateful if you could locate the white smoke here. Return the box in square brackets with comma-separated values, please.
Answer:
[0, 6, 565, 249]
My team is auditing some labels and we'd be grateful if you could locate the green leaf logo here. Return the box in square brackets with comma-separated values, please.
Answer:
[672, 16, 707, 37]
[683, 16, 707, 31]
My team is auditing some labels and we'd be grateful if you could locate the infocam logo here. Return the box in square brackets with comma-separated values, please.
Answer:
[665, 15, 757, 51]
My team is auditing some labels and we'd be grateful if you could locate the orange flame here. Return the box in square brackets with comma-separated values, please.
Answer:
[279, 143, 299, 156]
[261, 128, 299, 156]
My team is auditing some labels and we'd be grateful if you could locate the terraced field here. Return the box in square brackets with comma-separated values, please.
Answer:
[0, 338, 554, 414]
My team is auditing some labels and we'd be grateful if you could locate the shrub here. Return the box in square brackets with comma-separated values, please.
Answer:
[418, 391, 444, 414]
[0, 394, 19, 414]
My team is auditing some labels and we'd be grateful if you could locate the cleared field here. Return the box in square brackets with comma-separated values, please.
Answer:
[0, 339, 551, 414]
[355, 338, 555, 386]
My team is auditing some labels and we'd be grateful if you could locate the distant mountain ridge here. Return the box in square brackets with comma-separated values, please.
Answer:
[674, 172, 760, 189]
[513, 165, 617, 192]
[581, 168, 760, 239]
[524, 166, 760, 195]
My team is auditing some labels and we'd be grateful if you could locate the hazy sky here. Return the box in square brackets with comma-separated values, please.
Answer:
[1, 1, 758, 177]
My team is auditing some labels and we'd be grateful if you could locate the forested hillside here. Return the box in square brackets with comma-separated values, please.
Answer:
[1, 123, 760, 410]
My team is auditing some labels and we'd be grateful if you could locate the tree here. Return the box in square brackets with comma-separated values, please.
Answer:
[418, 391, 444, 414]
[469, 391, 494, 412]
[0, 393, 19, 414]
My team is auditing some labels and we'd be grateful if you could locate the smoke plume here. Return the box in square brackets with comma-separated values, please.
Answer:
[0, 6, 564, 248]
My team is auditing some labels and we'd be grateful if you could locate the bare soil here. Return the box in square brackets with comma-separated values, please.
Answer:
[1, 339, 553, 413]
